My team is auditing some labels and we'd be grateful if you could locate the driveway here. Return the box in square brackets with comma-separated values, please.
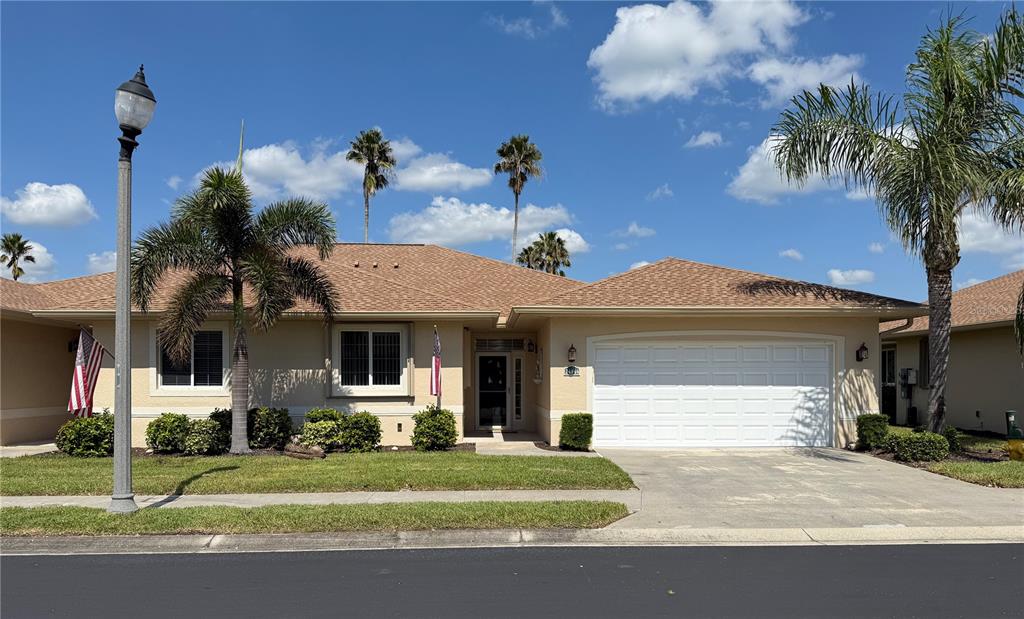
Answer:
[600, 448, 1024, 529]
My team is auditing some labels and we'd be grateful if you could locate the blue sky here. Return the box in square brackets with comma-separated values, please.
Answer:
[2, 1, 1020, 300]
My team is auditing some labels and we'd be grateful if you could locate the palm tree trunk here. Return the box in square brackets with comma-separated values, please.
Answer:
[925, 266, 953, 433]
[230, 273, 251, 454]
[363, 191, 370, 244]
[511, 192, 520, 262]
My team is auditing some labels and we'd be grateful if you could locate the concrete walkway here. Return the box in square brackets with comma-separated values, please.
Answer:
[0, 488, 642, 511]
[0, 442, 57, 458]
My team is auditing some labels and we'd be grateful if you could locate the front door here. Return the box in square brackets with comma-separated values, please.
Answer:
[477, 354, 510, 430]
[881, 346, 897, 423]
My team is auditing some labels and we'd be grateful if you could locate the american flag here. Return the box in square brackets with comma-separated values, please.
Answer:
[429, 325, 442, 399]
[68, 329, 106, 418]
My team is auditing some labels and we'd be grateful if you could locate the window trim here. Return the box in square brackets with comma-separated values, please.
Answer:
[331, 323, 411, 397]
[149, 322, 230, 396]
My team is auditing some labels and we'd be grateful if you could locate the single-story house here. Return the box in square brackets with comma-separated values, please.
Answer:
[880, 270, 1023, 433]
[1, 244, 924, 448]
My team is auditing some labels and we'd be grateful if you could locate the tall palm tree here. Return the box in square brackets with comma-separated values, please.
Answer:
[132, 167, 338, 453]
[1, 233, 35, 281]
[516, 231, 572, 276]
[494, 135, 543, 261]
[770, 10, 1024, 431]
[346, 128, 396, 243]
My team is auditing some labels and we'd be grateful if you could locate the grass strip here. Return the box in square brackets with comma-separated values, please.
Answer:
[926, 461, 1024, 488]
[0, 501, 628, 536]
[0, 451, 633, 496]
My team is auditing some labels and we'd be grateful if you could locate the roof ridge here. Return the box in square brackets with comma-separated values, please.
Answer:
[531, 257, 673, 305]
[955, 269, 1024, 294]
[427, 244, 586, 285]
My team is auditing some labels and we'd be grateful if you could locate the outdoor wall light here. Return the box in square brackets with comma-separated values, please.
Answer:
[526, 339, 535, 353]
[568, 344, 577, 364]
[856, 343, 869, 362]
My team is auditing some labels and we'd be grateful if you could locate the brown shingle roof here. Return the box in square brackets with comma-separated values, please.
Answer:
[524, 258, 922, 312]
[10, 244, 582, 319]
[881, 270, 1023, 335]
[0, 278, 56, 313]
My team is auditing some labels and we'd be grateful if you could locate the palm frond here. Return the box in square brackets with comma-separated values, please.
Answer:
[281, 256, 338, 323]
[239, 246, 293, 331]
[158, 271, 230, 364]
[131, 219, 218, 311]
[253, 198, 336, 260]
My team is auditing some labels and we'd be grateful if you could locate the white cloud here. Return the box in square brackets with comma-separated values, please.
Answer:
[396, 153, 492, 192]
[685, 131, 724, 148]
[845, 187, 872, 201]
[587, 0, 807, 111]
[727, 138, 831, 204]
[0, 240, 56, 282]
[958, 208, 1024, 269]
[779, 248, 803, 261]
[389, 137, 423, 161]
[868, 242, 885, 254]
[166, 176, 183, 191]
[388, 196, 579, 250]
[629, 260, 651, 270]
[0, 182, 97, 227]
[615, 222, 656, 238]
[748, 53, 863, 108]
[488, 1, 569, 39]
[86, 250, 116, 274]
[647, 183, 674, 200]
[614, 242, 631, 251]
[827, 268, 874, 286]
[955, 277, 984, 290]
[553, 228, 590, 254]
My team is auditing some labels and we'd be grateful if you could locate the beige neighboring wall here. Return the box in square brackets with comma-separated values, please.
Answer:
[0, 316, 79, 445]
[90, 318, 466, 446]
[538, 315, 883, 448]
[885, 325, 1022, 433]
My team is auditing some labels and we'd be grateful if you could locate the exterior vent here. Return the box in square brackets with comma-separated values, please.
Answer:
[475, 338, 525, 352]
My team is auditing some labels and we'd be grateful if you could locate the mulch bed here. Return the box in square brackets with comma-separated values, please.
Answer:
[866, 447, 1009, 470]
[131, 443, 477, 458]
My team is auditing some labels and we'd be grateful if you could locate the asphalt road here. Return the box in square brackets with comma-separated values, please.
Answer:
[2, 544, 1020, 618]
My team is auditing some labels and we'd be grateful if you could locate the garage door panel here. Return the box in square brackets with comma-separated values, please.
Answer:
[592, 340, 833, 448]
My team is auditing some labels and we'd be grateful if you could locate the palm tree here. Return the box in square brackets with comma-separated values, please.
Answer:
[770, 10, 1024, 431]
[1, 233, 35, 281]
[516, 231, 572, 276]
[132, 167, 338, 453]
[494, 135, 543, 261]
[346, 128, 396, 243]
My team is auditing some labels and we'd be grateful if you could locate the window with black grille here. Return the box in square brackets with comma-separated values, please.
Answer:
[340, 329, 404, 387]
[159, 330, 223, 387]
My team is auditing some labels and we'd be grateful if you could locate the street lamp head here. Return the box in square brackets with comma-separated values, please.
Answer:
[114, 65, 156, 132]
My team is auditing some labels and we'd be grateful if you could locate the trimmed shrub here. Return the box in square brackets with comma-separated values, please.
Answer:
[855, 414, 890, 451]
[942, 426, 964, 453]
[209, 406, 293, 449]
[305, 407, 343, 424]
[184, 419, 229, 456]
[411, 406, 458, 451]
[299, 420, 343, 451]
[248, 407, 293, 449]
[55, 411, 115, 457]
[886, 431, 949, 462]
[338, 412, 382, 453]
[559, 413, 594, 451]
[145, 413, 191, 453]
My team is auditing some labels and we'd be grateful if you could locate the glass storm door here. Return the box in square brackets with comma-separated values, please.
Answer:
[478, 354, 509, 429]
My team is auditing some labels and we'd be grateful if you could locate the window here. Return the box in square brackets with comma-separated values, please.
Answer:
[514, 357, 523, 421]
[159, 330, 224, 387]
[881, 347, 896, 386]
[333, 325, 409, 396]
[918, 337, 930, 387]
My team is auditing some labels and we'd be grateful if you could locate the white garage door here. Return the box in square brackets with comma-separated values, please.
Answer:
[592, 341, 834, 448]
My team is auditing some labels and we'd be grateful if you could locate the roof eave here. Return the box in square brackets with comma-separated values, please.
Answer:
[29, 309, 501, 322]
[882, 318, 1015, 338]
[510, 305, 927, 323]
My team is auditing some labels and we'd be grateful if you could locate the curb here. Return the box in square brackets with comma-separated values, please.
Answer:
[2, 526, 1021, 556]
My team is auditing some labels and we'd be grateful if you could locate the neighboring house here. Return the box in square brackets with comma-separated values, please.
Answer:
[880, 270, 1024, 434]
[1, 244, 923, 448]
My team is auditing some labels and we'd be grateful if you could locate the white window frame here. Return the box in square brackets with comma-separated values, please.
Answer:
[331, 323, 411, 397]
[149, 322, 230, 396]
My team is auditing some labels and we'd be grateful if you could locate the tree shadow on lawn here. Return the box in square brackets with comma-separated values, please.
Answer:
[147, 466, 240, 507]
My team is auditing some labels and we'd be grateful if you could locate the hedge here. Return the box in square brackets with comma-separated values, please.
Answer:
[210, 406, 293, 450]
[298, 420, 343, 451]
[886, 431, 950, 462]
[145, 413, 191, 453]
[559, 413, 593, 451]
[55, 411, 115, 457]
[855, 414, 890, 451]
[305, 408, 343, 424]
[337, 412, 382, 453]
[411, 406, 458, 451]
[184, 419, 229, 456]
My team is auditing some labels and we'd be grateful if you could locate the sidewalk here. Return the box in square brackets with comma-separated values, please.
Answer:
[1, 488, 642, 511]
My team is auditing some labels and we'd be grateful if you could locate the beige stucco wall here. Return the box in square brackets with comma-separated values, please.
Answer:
[0, 316, 79, 445]
[537, 315, 883, 448]
[91, 318, 465, 446]
[885, 325, 1023, 433]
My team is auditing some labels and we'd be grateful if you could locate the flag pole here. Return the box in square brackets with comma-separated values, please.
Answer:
[434, 324, 441, 410]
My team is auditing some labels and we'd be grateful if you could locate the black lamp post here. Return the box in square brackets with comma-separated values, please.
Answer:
[109, 66, 155, 514]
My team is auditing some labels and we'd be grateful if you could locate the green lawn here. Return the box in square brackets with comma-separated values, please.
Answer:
[926, 461, 1024, 488]
[0, 452, 634, 496]
[0, 501, 629, 536]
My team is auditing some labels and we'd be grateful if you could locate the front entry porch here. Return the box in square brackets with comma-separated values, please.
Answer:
[463, 334, 539, 439]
